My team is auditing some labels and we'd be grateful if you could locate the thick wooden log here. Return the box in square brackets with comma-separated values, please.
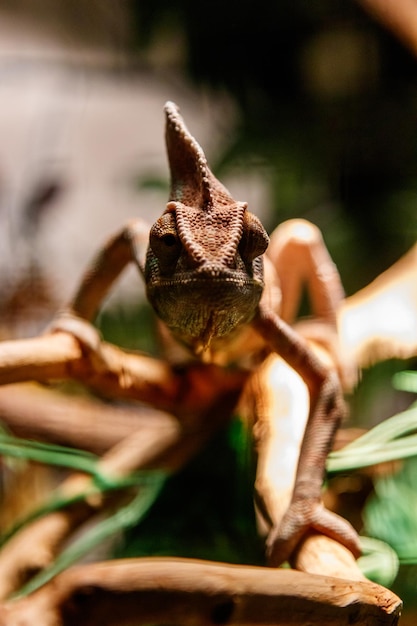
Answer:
[0, 558, 402, 626]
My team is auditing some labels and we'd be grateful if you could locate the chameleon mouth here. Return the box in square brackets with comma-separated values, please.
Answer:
[152, 273, 262, 289]
[192, 312, 217, 352]
[147, 273, 263, 344]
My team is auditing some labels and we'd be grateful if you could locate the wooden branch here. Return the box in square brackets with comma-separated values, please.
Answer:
[0, 309, 404, 598]
[0, 383, 172, 454]
[0, 367, 366, 594]
[0, 327, 245, 598]
[292, 535, 365, 581]
[0, 331, 247, 414]
[0, 558, 402, 626]
[0, 419, 178, 600]
[250, 355, 366, 581]
[357, 0, 417, 58]
[0, 332, 180, 409]
[0, 376, 240, 599]
[339, 242, 417, 368]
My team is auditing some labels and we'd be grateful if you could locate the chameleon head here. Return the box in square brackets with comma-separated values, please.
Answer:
[144, 102, 269, 351]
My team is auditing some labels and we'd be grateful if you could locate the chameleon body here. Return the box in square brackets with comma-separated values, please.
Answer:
[54, 101, 361, 567]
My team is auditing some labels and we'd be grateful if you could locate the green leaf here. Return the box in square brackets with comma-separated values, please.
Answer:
[363, 459, 417, 563]
[393, 370, 417, 394]
[327, 406, 417, 473]
[0, 432, 98, 474]
[0, 470, 165, 548]
[357, 536, 399, 587]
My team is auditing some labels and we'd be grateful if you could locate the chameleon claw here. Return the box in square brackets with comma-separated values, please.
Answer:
[266, 501, 361, 567]
[47, 312, 103, 355]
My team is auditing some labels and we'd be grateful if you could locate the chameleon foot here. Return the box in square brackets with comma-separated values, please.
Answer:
[266, 500, 361, 567]
[47, 312, 103, 357]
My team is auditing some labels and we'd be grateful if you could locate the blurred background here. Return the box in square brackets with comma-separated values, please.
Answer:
[1, 0, 417, 336]
[1, 0, 417, 620]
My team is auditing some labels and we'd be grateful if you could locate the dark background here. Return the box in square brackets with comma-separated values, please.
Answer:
[130, 0, 417, 293]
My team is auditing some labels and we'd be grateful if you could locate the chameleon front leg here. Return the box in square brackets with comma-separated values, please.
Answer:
[66, 219, 149, 322]
[48, 219, 150, 347]
[253, 308, 361, 567]
[267, 218, 344, 327]
[267, 218, 356, 389]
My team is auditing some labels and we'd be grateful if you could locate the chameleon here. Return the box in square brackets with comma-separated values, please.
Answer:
[51, 101, 361, 567]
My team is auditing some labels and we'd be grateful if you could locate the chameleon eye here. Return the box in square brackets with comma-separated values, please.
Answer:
[160, 233, 178, 247]
[149, 213, 182, 273]
[239, 212, 269, 263]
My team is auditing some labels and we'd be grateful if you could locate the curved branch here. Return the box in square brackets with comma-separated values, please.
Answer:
[0, 384, 171, 454]
[0, 361, 243, 599]
[357, 0, 417, 58]
[0, 558, 402, 626]
[0, 331, 247, 414]
[0, 332, 179, 409]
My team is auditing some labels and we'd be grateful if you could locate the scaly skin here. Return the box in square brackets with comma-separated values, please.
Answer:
[145, 102, 269, 353]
